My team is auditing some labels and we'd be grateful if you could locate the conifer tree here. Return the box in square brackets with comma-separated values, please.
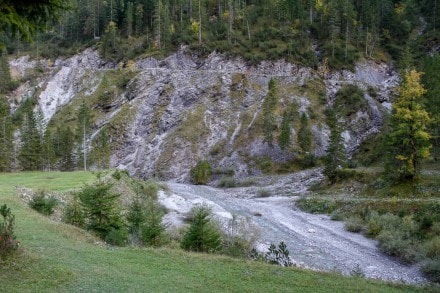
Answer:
[323, 109, 346, 184]
[76, 101, 92, 170]
[77, 180, 123, 239]
[262, 79, 278, 146]
[100, 21, 121, 60]
[54, 126, 75, 171]
[92, 128, 111, 169]
[19, 106, 43, 171]
[0, 98, 13, 171]
[279, 110, 291, 150]
[42, 128, 56, 171]
[0, 54, 14, 93]
[385, 70, 431, 181]
[298, 112, 312, 153]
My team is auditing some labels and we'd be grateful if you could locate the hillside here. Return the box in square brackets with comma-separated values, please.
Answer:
[4, 48, 398, 180]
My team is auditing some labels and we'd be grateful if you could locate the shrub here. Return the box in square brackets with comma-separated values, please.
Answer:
[0, 205, 19, 259]
[350, 263, 365, 278]
[105, 227, 128, 246]
[298, 154, 317, 169]
[264, 242, 294, 267]
[181, 206, 222, 253]
[190, 160, 212, 185]
[344, 216, 364, 233]
[377, 230, 418, 263]
[423, 236, 440, 259]
[29, 190, 58, 215]
[217, 176, 237, 188]
[334, 84, 367, 116]
[366, 211, 382, 237]
[144, 180, 160, 199]
[257, 189, 271, 197]
[222, 216, 260, 258]
[63, 194, 85, 228]
[422, 259, 440, 283]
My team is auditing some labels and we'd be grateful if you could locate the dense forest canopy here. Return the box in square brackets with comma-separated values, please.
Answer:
[1, 0, 439, 68]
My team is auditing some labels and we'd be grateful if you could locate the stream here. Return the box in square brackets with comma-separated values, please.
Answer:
[159, 169, 427, 284]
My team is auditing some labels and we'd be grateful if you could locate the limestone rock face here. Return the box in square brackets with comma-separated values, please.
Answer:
[9, 48, 398, 181]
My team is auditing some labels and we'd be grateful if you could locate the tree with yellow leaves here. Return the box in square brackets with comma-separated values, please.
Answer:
[385, 70, 432, 181]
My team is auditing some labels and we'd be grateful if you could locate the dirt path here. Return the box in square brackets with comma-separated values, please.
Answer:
[159, 170, 427, 284]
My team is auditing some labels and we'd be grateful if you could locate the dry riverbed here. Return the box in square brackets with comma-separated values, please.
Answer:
[159, 169, 427, 284]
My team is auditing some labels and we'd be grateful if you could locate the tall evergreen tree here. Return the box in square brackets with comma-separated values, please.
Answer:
[298, 112, 312, 153]
[385, 70, 431, 181]
[42, 127, 56, 171]
[19, 105, 43, 171]
[262, 79, 278, 146]
[54, 126, 75, 171]
[76, 101, 93, 170]
[92, 128, 111, 169]
[0, 98, 13, 172]
[323, 109, 346, 184]
[278, 110, 291, 151]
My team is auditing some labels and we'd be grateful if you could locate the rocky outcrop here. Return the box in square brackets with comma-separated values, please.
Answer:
[9, 48, 398, 180]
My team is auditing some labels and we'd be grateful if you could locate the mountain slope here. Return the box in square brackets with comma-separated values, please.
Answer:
[8, 48, 397, 180]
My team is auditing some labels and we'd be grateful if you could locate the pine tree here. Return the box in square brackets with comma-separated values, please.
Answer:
[92, 128, 111, 169]
[19, 105, 43, 171]
[421, 54, 440, 161]
[262, 79, 278, 146]
[0, 97, 13, 171]
[54, 126, 75, 171]
[298, 112, 312, 153]
[385, 70, 431, 181]
[100, 21, 121, 60]
[181, 206, 222, 253]
[0, 54, 14, 93]
[76, 101, 92, 171]
[278, 110, 291, 150]
[42, 127, 56, 171]
[77, 180, 123, 239]
[323, 109, 346, 184]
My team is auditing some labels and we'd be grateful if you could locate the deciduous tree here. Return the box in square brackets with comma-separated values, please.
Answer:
[385, 70, 431, 181]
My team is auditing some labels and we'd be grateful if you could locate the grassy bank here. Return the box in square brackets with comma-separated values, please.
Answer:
[0, 171, 433, 292]
[298, 168, 440, 283]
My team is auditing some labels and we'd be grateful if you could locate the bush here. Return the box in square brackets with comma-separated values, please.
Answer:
[63, 195, 85, 227]
[0, 205, 19, 259]
[423, 236, 440, 259]
[190, 160, 212, 185]
[217, 176, 237, 188]
[334, 84, 367, 116]
[257, 189, 271, 198]
[377, 230, 418, 263]
[366, 211, 383, 237]
[105, 227, 128, 246]
[181, 206, 222, 253]
[344, 216, 364, 233]
[422, 259, 440, 283]
[144, 180, 160, 199]
[264, 242, 294, 267]
[222, 216, 260, 258]
[29, 190, 58, 215]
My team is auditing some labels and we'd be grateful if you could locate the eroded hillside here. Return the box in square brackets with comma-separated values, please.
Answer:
[8, 48, 398, 180]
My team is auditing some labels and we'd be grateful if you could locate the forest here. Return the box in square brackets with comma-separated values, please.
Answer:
[0, 0, 438, 69]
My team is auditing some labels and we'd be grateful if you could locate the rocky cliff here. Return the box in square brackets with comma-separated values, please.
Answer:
[8, 48, 398, 181]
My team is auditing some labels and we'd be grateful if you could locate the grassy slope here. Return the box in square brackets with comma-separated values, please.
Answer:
[0, 171, 430, 292]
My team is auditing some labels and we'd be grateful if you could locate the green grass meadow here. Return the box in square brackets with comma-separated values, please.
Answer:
[0, 171, 433, 292]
